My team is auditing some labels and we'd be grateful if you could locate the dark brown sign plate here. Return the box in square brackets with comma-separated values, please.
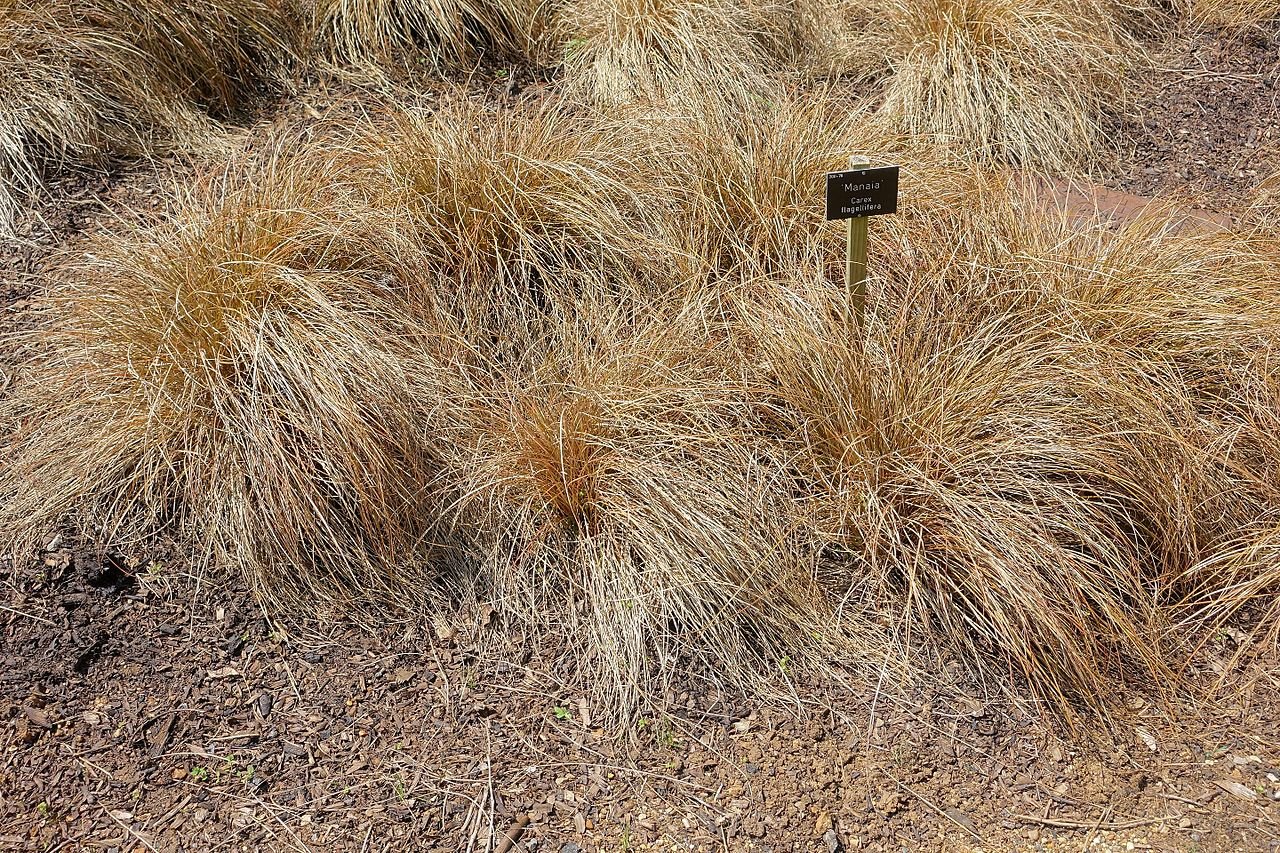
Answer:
[825, 165, 899, 221]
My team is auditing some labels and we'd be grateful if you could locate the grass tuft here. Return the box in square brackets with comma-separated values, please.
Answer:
[0, 0, 186, 229]
[840, 0, 1139, 170]
[109, 0, 301, 117]
[553, 0, 774, 107]
[0, 142, 441, 609]
[434, 299, 846, 707]
[0, 0, 299, 233]
[334, 92, 671, 335]
[1188, 0, 1280, 26]
[741, 183, 1280, 712]
[314, 0, 545, 69]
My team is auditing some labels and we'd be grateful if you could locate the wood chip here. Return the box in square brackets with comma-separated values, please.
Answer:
[21, 706, 52, 728]
[1214, 779, 1258, 801]
[1135, 726, 1159, 753]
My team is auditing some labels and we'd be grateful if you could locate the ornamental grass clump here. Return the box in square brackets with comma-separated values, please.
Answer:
[7, 84, 1280, 720]
[840, 0, 1139, 170]
[426, 295, 856, 709]
[335, 93, 674, 341]
[0, 0, 186, 230]
[314, 0, 546, 70]
[553, 0, 774, 107]
[0, 142, 443, 610]
[0, 0, 299, 233]
[737, 183, 1280, 713]
[113, 0, 301, 117]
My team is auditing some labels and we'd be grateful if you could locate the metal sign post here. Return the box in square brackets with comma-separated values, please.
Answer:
[825, 159, 900, 324]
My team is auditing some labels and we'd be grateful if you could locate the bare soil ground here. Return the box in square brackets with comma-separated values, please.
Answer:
[3, 28, 1280, 853]
[1103, 25, 1280, 205]
[3, 545, 1279, 853]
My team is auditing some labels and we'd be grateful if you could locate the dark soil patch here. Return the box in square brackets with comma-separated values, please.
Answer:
[1104, 25, 1280, 206]
[2, 543, 1279, 852]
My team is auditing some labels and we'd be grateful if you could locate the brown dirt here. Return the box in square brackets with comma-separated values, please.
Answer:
[1, 168, 116, 326]
[1103, 25, 1280, 206]
[3, 545, 1279, 853]
[4, 39, 1280, 853]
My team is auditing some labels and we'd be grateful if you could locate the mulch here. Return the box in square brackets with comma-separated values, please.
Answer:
[1102, 23, 1280, 206]
[2, 545, 1278, 852]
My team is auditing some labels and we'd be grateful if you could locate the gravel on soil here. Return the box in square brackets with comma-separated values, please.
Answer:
[1103, 25, 1280, 206]
[2, 547, 1278, 852]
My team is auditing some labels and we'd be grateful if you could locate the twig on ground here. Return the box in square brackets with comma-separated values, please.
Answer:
[103, 807, 161, 853]
[494, 814, 530, 853]
[1079, 804, 1111, 852]
[1012, 813, 1174, 831]
[0, 603, 54, 625]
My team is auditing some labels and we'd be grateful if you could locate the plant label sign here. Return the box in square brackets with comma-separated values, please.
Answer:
[825, 165, 899, 221]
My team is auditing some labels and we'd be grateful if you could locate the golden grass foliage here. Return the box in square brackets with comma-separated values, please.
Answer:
[0, 144, 442, 606]
[1189, 0, 1280, 25]
[2, 0, 1167, 231]
[112, 0, 301, 116]
[839, 0, 1139, 170]
[1251, 171, 1280, 231]
[0, 0, 298, 233]
[0, 0, 182, 228]
[314, 0, 546, 68]
[339, 95, 661, 300]
[6, 87, 1280, 716]
[553, 0, 780, 107]
[747, 207, 1280, 708]
[435, 302, 841, 705]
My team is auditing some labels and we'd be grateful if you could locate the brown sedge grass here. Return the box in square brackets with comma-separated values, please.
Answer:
[0, 137, 445, 612]
[552, 0, 777, 108]
[1188, 0, 1280, 26]
[836, 0, 1142, 171]
[5, 87, 1280, 719]
[314, 0, 547, 70]
[0, 0, 299, 233]
[0, 0, 198, 230]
